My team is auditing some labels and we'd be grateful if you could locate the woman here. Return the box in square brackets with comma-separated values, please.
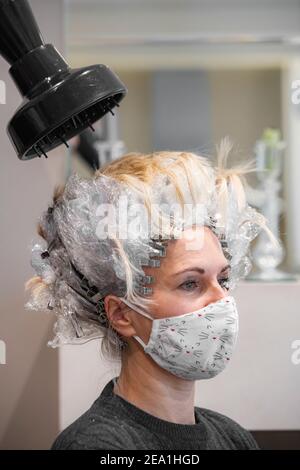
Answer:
[25, 140, 277, 450]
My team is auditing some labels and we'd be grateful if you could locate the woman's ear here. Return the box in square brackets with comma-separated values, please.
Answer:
[104, 295, 135, 338]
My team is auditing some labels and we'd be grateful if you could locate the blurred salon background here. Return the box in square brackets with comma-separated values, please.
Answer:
[1, 0, 300, 449]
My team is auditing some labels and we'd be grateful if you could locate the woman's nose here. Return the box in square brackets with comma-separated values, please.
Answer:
[202, 281, 228, 307]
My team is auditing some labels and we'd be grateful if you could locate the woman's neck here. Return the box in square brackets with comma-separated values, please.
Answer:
[113, 347, 196, 425]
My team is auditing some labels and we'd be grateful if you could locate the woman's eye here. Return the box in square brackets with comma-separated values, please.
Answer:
[179, 280, 199, 291]
[219, 277, 230, 290]
[179, 277, 230, 292]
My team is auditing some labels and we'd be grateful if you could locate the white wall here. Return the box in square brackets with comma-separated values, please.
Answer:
[66, 0, 300, 69]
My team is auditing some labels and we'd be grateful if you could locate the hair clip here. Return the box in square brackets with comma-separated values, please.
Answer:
[69, 260, 101, 300]
[142, 258, 161, 268]
[138, 275, 154, 285]
[89, 291, 103, 303]
[137, 286, 153, 295]
[98, 310, 109, 327]
[209, 217, 218, 231]
[96, 298, 105, 313]
[96, 299, 110, 327]
[149, 239, 167, 258]
[224, 251, 233, 261]
[150, 259, 161, 267]
[149, 248, 166, 258]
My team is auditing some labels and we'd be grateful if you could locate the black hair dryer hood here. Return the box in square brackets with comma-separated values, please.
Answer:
[0, 0, 127, 160]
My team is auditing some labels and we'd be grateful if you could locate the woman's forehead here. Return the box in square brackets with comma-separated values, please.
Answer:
[165, 226, 222, 257]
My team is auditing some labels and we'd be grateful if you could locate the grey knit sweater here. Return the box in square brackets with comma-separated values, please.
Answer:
[51, 377, 259, 450]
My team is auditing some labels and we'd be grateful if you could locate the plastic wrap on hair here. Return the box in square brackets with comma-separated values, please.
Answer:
[30, 242, 56, 285]
[25, 150, 272, 347]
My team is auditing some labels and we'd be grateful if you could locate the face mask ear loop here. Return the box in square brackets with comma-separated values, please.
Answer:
[120, 298, 153, 349]
[132, 335, 148, 349]
[120, 297, 154, 320]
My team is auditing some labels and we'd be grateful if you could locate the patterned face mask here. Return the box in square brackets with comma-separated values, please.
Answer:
[120, 296, 239, 380]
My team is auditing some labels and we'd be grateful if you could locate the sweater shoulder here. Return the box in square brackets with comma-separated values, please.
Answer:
[50, 399, 134, 450]
[196, 406, 260, 450]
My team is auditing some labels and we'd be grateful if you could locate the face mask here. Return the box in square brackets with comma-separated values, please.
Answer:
[120, 295, 239, 381]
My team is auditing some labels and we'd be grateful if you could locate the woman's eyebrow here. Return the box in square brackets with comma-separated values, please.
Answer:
[172, 264, 231, 276]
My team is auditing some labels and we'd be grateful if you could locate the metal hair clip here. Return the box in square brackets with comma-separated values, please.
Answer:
[96, 298, 110, 327]
[41, 238, 56, 259]
[98, 311, 109, 327]
[142, 259, 161, 268]
[96, 298, 105, 312]
[137, 286, 153, 295]
[218, 232, 227, 247]
[224, 252, 233, 261]
[136, 274, 154, 295]
[150, 259, 161, 267]
[149, 239, 167, 257]
[138, 275, 154, 284]
[209, 216, 218, 230]
[69, 260, 101, 300]
[89, 291, 103, 303]
[139, 258, 160, 268]
[156, 245, 167, 257]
